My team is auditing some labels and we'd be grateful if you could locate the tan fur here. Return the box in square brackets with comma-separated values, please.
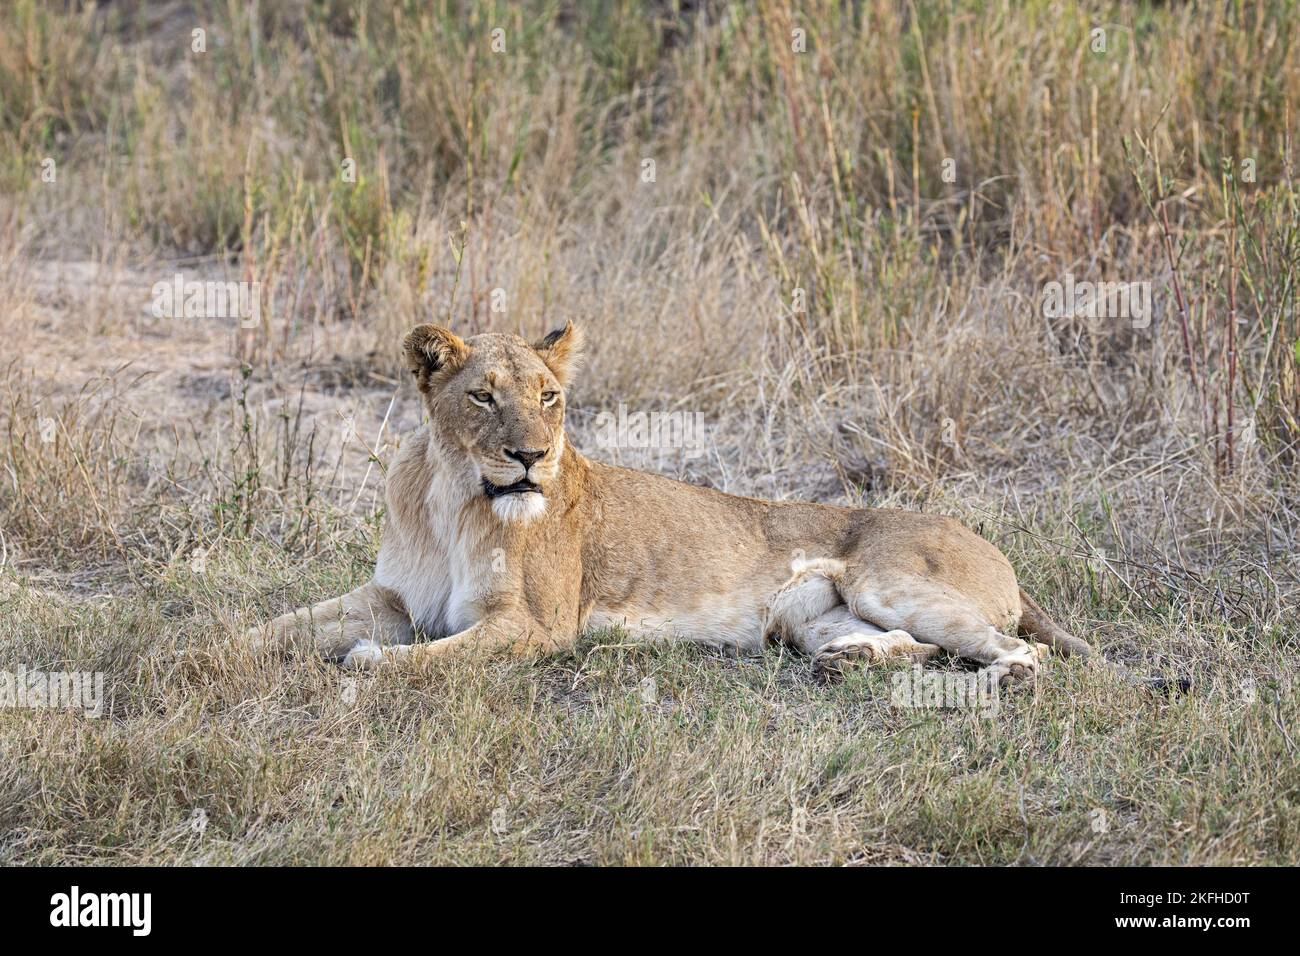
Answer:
[246, 324, 1088, 685]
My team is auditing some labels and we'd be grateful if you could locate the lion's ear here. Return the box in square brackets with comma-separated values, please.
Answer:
[532, 321, 584, 387]
[404, 325, 469, 392]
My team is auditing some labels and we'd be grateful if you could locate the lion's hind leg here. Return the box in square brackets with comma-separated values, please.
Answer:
[243, 581, 414, 660]
[763, 559, 940, 677]
[848, 578, 1048, 686]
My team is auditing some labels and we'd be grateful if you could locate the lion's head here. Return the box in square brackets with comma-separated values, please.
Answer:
[403, 321, 582, 523]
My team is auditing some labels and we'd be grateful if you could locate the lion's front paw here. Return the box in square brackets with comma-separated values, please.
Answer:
[241, 626, 270, 656]
[342, 640, 408, 670]
[342, 639, 384, 670]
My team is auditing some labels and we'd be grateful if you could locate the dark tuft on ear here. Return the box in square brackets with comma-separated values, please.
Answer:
[532, 320, 584, 387]
[404, 325, 469, 393]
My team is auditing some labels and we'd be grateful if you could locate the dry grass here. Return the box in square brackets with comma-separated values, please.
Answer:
[0, 0, 1297, 865]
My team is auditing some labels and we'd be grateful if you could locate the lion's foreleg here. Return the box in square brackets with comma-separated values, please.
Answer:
[244, 581, 414, 659]
[342, 612, 572, 670]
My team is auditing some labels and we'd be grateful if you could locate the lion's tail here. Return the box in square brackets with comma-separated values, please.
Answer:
[1016, 587, 1190, 693]
[1016, 588, 1094, 659]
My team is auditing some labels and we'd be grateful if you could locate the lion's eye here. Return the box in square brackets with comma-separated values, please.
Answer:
[541, 391, 559, 408]
[469, 391, 494, 407]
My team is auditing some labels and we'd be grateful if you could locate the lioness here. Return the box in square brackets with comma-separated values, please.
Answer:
[246, 322, 1099, 683]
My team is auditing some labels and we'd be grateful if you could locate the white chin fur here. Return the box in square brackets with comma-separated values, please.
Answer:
[491, 492, 548, 524]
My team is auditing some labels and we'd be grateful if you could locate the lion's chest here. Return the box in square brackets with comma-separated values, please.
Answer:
[373, 499, 497, 639]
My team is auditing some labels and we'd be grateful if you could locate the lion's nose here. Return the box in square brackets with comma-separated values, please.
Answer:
[504, 447, 548, 469]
